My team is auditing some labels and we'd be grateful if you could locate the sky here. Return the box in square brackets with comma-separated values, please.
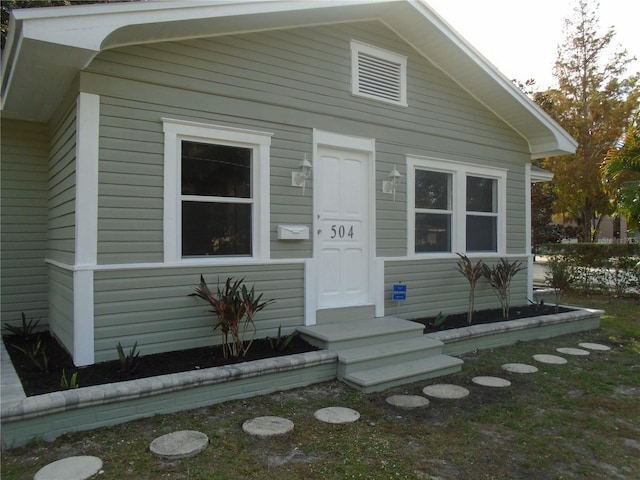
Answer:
[426, 0, 640, 90]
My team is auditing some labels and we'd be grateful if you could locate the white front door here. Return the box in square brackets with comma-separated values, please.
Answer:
[316, 145, 370, 308]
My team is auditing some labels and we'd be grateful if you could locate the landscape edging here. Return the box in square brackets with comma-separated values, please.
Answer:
[427, 306, 603, 356]
[1, 350, 338, 448]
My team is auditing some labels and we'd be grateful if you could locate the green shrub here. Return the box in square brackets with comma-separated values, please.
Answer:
[540, 243, 639, 296]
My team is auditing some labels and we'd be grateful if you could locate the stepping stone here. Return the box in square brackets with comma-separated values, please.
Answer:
[314, 407, 360, 424]
[533, 354, 568, 365]
[242, 416, 294, 437]
[502, 363, 538, 374]
[422, 384, 470, 399]
[150, 430, 209, 459]
[579, 342, 611, 351]
[556, 347, 590, 356]
[386, 394, 430, 409]
[472, 376, 511, 387]
[34, 456, 103, 480]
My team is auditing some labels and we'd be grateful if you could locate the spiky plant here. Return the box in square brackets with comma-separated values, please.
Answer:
[482, 258, 525, 320]
[456, 253, 485, 325]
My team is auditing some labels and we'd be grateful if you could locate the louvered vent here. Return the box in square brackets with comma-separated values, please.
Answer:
[357, 51, 402, 102]
[351, 41, 407, 106]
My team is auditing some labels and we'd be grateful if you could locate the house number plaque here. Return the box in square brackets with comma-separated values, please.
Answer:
[320, 222, 360, 241]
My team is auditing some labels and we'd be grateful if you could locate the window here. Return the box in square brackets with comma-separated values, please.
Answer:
[181, 141, 252, 257]
[408, 156, 506, 256]
[415, 170, 452, 252]
[163, 119, 272, 262]
[351, 41, 407, 106]
[466, 176, 498, 252]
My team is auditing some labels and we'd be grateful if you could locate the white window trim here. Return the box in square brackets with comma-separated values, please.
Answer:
[407, 155, 507, 257]
[162, 118, 272, 264]
[351, 40, 407, 107]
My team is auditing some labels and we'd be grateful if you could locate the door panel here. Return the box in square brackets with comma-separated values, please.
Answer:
[316, 146, 370, 308]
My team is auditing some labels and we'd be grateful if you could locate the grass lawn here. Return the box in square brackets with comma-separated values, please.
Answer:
[2, 294, 638, 479]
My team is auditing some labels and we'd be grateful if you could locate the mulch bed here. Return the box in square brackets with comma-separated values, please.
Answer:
[414, 303, 572, 333]
[3, 334, 318, 397]
[4, 303, 572, 397]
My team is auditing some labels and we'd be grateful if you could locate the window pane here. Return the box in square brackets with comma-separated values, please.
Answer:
[467, 176, 495, 212]
[181, 141, 251, 198]
[466, 215, 497, 251]
[182, 201, 251, 256]
[415, 213, 451, 252]
[415, 170, 450, 210]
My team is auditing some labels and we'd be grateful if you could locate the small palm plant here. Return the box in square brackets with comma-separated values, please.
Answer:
[482, 258, 525, 320]
[456, 253, 485, 325]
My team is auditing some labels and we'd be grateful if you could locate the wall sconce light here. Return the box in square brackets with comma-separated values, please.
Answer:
[382, 165, 402, 202]
[291, 154, 313, 195]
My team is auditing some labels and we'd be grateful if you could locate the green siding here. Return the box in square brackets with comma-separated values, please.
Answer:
[67, 20, 534, 360]
[384, 257, 528, 320]
[48, 100, 77, 265]
[84, 20, 529, 265]
[0, 120, 50, 327]
[93, 263, 305, 362]
[48, 264, 74, 355]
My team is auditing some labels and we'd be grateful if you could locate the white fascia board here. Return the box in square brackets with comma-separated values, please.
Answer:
[12, 0, 389, 51]
[2, 0, 391, 120]
[388, 0, 577, 159]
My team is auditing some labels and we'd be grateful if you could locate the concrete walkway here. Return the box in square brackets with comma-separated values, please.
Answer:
[0, 340, 26, 406]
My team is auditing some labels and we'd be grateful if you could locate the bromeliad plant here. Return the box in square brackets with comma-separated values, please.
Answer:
[3, 312, 41, 341]
[456, 253, 485, 325]
[116, 341, 142, 375]
[191, 276, 274, 359]
[482, 258, 525, 320]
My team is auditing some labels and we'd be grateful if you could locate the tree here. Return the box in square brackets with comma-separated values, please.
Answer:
[602, 115, 640, 229]
[536, 0, 640, 242]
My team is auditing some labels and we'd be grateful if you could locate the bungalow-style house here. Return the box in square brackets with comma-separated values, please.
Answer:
[1, 0, 576, 370]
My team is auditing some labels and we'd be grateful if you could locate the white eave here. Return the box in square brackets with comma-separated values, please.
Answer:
[0, 0, 576, 159]
[530, 165, 555, 183]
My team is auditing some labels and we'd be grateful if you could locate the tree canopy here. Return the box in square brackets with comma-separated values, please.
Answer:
[534, 0, 640, 241]
[602, 115, 640, 229]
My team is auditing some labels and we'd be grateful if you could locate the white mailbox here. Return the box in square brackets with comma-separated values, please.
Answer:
[277, 225, 309, 240]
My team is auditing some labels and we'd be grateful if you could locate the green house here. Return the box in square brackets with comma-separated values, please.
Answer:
[1, 0, 576, 367]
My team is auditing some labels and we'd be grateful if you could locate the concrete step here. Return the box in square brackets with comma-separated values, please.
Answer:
[298, 316, 424, 351]
[315, 305, 376, 325]
[343, 354, 464, 393]
[337, 336, 445, 378]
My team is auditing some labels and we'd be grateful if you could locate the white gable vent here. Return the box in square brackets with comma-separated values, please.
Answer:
[351, 41, 407, 106]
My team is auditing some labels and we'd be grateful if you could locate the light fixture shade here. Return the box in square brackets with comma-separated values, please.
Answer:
[382, 165, 402, 202]
[292, 154, 312, 194]
[388, 167, 401, 179]
[299, 157, 313, 176]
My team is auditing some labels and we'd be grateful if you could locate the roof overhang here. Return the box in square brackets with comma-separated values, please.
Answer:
[1, 0, 577, 159]
[530, 165, 555, 182]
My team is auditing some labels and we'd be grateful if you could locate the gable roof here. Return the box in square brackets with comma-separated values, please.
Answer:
[0, 0, 576, 159]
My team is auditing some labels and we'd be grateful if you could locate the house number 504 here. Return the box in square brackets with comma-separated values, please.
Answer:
[330, 224, 354, 239]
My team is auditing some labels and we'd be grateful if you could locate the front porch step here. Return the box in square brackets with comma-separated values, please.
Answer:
[297, 316, 424, 351]
[342, 354, 464, 393]
[297, 316, 464, 393]
[336, 336, 445, 378]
